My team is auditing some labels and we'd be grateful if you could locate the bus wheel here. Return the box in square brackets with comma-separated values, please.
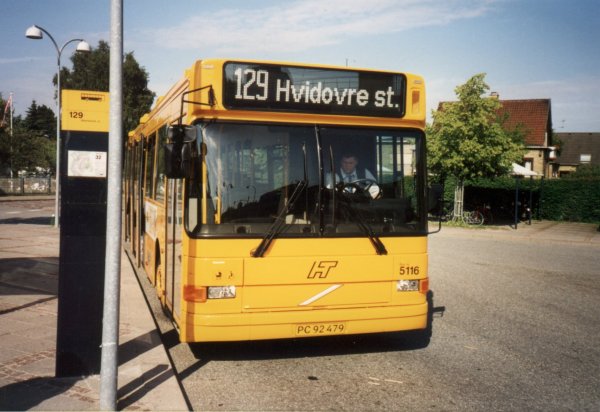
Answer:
[403, 291, 433, 349]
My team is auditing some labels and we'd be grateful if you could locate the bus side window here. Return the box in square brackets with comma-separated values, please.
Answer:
[155, 127, 167, 203]
[145, 133, 156, 199]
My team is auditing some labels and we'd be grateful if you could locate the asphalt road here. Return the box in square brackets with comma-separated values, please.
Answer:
[162, 230, 600, 411]
[6, 199, 597, 410]
[0, 198, 54, 224]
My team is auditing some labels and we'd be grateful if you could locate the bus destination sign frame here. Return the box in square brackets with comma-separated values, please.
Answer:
[223, 62, 406, 118]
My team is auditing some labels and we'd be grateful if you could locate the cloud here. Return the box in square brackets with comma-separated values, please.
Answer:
[146, 0, 497, 54]
[499, 76, 600, 131]
[426, 74, 600, 132]
[0, 56, 43, 65]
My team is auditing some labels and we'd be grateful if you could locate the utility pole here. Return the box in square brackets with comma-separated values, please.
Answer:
[9, 92, 13, 180]
[100, 0, 123, 409]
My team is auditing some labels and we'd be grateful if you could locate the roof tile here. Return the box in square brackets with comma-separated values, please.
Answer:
[437, 99, 552, 147]
[554, 132, 600, 165]
[497, 99, 551, 146]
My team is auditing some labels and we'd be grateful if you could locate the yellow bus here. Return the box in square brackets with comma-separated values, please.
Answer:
[124, 59, 436, 343]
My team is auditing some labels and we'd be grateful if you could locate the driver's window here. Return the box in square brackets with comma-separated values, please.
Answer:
[320, 128, 377, 188]
[376, 135, 417, 199]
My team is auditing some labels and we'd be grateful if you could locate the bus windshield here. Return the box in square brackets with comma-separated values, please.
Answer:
[185, 122, 425, 237]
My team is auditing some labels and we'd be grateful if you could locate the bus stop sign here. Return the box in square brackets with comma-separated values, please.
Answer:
[56, 89, 109, 377]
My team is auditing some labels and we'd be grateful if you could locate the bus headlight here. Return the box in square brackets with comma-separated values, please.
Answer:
[207, 286, 236, 299]
[396, 280, 419, 291]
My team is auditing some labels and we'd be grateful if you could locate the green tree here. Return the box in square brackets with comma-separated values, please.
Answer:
[24, 100, 56, 138]
[427, 73, 525, 216]
[1, 95, 56, 177]
[0, 124, 54, 176]
[56, 40, 155, 133]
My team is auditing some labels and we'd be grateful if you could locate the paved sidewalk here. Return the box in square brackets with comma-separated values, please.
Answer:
[437, 219, 600, 245]
[0, 223, 189, 411]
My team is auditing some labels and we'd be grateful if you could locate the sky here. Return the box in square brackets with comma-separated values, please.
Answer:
[1, 0, 599, 132]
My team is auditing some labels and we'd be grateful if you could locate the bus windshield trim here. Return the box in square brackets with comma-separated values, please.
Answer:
[184, 121, 426, 239]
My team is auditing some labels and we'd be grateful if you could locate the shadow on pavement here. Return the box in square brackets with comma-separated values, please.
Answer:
[0, 216, 54, 225]
[117, 364, 173, 410]
[0, 257, 58, 297]
[118, 330, 164, 365]
[0, 376, 77, 411]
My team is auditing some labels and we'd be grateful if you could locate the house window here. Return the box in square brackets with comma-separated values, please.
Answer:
[580, 154, 591, 163]
[524, 158, 534, 170]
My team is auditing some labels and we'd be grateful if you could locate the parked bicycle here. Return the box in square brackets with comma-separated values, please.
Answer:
[474, 203, 494, 224]
[443, 202, 484, 226]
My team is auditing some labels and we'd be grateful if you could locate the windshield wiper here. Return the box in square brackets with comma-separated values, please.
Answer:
[252, 143, 309, 258]
[251, 179, 307, 257]
[339, 194, 388, 255]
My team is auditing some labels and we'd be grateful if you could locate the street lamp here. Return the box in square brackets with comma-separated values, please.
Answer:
[25, 25, 90, 228]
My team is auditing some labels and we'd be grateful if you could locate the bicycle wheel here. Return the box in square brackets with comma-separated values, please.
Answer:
[469, 211, 484, 226]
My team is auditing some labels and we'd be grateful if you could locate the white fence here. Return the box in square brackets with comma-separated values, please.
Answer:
[0, 177, 55, 195]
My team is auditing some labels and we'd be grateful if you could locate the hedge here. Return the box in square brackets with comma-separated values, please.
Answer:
[440, 176, 600, 224]
[537, 178, 600, 223]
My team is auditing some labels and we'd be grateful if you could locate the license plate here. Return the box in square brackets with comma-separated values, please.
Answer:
[295, 322, 346, 336]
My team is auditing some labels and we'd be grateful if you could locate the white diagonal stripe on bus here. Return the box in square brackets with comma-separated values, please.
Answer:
[299, 284, 343, 306]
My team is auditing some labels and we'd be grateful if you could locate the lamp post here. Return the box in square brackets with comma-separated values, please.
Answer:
[26, 25, 90, 228]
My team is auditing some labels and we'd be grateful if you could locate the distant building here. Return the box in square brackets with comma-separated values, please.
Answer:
[496, 98, 554, 178]
[552, 132, 600, 177]
[437, 97, 555, 178]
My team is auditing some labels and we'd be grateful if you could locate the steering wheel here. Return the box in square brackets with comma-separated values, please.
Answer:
[338, 179, 381, 200]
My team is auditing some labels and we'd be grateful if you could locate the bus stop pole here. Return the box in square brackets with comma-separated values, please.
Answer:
[100, 0, 123, 409]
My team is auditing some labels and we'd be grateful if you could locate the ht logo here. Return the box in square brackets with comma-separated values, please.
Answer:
[307, 261, 338, 279]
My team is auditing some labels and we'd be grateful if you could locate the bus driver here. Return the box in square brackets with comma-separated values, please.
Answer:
[326, 153, 380, 199]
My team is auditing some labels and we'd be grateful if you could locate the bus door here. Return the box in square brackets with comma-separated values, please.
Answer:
[134, 138, 145, 268]
[165, 176, 184, 320]
[131, 141, 140, 260]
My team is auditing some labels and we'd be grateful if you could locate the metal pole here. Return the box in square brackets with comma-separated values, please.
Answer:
[30, 26, 62, 227]
[54, 38, 84, 226]
[528, 176, 533, 225]
[100, 0, 123, 409]
[25, 26, 86, 227]
[514, 177, 520, 230]
[33, 27, 63, 228]
[9, 92, 13, 181]
[538, 176, 545, 219]
[55, 54, 61, 227]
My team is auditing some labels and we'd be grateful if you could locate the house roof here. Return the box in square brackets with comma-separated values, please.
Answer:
[554, 132, 600, 165]
[496, 99, 551, 147]
[437, 98, 552, 147]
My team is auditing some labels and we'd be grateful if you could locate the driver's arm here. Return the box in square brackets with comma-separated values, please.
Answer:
[364, 169, 381, 199]
[365, 169, 376, 181]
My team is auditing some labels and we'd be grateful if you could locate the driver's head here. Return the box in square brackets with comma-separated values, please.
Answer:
[341, 154, 358, 174]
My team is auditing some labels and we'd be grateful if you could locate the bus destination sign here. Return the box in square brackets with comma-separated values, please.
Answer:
[223, 62, 406, 117]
